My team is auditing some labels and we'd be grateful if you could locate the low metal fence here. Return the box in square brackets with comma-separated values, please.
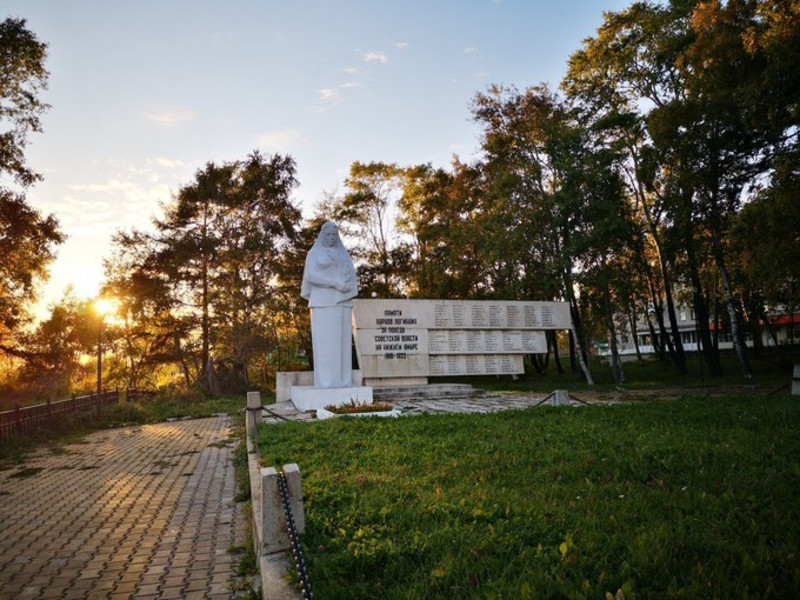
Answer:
[0, 388, 153, 440]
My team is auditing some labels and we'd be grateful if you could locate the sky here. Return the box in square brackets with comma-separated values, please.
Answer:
[4, 0, 632, 317]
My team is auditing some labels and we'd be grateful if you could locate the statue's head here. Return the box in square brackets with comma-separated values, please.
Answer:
[321, 221, 339, 247]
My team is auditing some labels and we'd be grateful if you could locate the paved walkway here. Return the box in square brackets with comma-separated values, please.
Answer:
[260, 390, 594, 423]
[0, 415, 248, 600]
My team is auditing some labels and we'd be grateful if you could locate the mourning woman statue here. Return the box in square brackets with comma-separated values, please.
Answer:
[301, 221, 358, 388]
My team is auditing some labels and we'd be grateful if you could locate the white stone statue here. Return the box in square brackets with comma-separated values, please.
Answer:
[301, 221, 358, 388]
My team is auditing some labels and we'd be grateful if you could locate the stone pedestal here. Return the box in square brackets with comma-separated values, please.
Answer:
[290, 386, 373, 412]
[276, 370, 362, 403]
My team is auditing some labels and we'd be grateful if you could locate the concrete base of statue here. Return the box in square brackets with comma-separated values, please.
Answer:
[290, 385, 374, 412]
[276, 370, 362, 403]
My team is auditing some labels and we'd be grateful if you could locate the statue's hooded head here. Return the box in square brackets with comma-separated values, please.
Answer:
[301, 221, 356, 300]
[316, 221, 343, 249]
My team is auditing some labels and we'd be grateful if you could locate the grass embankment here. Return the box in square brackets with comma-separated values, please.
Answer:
[466, 347, 799, 394]
[258, 395, 800, 599]
[0, 392, 252, 464]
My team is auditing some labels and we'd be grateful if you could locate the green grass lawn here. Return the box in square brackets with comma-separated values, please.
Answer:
[258, 394, 800, 599]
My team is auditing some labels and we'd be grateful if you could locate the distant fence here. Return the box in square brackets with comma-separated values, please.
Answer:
[0, 389, 154, 441]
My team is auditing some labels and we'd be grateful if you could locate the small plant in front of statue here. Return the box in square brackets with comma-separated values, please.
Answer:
[325, 400, 394, 414]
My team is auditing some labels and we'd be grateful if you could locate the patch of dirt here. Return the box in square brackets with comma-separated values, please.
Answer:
[9, 466, 44, 479]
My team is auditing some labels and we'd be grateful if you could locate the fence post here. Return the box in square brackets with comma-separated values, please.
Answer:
[14, 403, 21, 435]
[46, 398, 52, 428]
[260, 464, 306, 556]
[246, 391, 261, 439]
[283, 463, 306, 534]
[261, 467, 287, 554]
[95, 392, 101, 419]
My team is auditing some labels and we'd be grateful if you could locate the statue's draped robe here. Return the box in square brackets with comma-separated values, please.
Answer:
[301, 230, 358, 388]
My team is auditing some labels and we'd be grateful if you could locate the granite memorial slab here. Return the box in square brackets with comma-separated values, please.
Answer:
[352, 298, 569, 386]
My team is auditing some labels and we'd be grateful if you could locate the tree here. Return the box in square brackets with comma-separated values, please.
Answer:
[16, 292, 97, 399]
[730, 150, 800, 342]
[0, 18, 49, 187]
[330, 162, 410, 297]
[206, 152, 301, 390]
[0, 191, 63, 350]
[469, 85, 623, 383]
[107, 151, 301, 393]
[396, 162, 489, 298]
[0, 18, 63, 358]
[561, 0, 799, 379]
[102, 238, 189, 389]
[563, 1, 698, 376]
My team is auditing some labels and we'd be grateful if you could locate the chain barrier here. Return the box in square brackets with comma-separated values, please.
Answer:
[277, 471, 314, 600]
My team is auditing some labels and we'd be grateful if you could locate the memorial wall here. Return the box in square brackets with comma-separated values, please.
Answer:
[352, 299, 570, 386]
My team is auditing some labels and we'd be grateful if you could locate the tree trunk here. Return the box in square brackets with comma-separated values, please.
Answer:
[570, 302, 594, 385]
[541, 343, 551, 371]
[529, 353, 545, 375]
[568, 330, 578, 373]
[205, 357, 220, 395]
[636, 187, 684, 371]
[691, 279, 723, 377]
[742, 294, 764, 357]
[714, 237, 753, 379]
[628, 305, 643, 363]
[175, 334, 192, 388]
[603, 274, 624, 384]
[564, 270, 594, 384]
[662, 263, 688, 375]
[549, 330, 565, 373]
[201, 264, 210, 372]
[199, 202, 211, 378]
[686, 242, 723, 377]
[645, 269, 672, 362]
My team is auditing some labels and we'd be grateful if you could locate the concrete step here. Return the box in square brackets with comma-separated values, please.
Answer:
[373, 383, 484, 401]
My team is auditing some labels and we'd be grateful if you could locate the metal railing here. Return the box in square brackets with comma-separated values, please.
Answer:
[0, 388, 153, 440]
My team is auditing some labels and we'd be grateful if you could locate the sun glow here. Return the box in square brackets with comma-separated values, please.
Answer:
[94, 297, 119, 318]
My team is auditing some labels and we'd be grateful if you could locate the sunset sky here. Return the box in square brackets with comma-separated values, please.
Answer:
[4, 0, 630, 316]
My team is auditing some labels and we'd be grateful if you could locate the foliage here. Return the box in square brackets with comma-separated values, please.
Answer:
[0, 17, 50, 188]
[14, 292, 97, 399]
[729, 151, 800, 320]
[563, 0, 800, 380]
[324, 400, 394, 414]
[5, 4, 799, 402]
[100, 390, 248, 425]
[326, 161, 410, 298]
[105, 151, 302, 394]
[0, 191, 64, 354]
[0, 18, 64, 361]
[258, 395, 800, 599]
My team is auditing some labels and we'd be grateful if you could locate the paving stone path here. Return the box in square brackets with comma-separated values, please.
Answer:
[259, 390, 596, 424]
[389, 392, 573, 414]
[0, 415, 247, 600]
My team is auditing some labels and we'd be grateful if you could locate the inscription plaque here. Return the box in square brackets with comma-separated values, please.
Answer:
[352, 299, 568, 384]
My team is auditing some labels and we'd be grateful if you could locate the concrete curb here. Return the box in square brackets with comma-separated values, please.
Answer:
[245, 409, 302, 600]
